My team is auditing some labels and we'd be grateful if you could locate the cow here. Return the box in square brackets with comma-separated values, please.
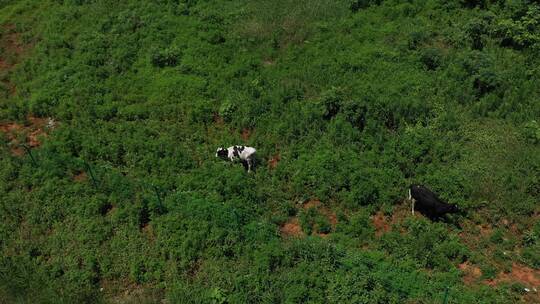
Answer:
[408, 184, 459, 221]
[216, 145, 257, 172]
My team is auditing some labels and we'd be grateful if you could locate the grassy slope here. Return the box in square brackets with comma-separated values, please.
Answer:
[0, 0, 539, 303]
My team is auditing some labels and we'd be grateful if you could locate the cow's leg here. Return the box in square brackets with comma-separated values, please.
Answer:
[247, 158, 253, 173]
[241, 160, 249, 171]
[249, 157, 255, 172]
[408, 189, 416, 215]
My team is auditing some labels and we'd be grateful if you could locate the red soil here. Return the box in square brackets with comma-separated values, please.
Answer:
[280, 217, 305, 238]
[213, 113, 224, 125]
[485, 263, 540, 288]
[268, 153, 280, 169]
[302, 199, 321, 210]
[280, 199, 338, 238]
[372, 211, 391, 237]
[73, 171, 88, 182]
[241, 128, 252, 140]
[459, 262, 483, 285]
[0, 116, 53, 155]
[0, 24, 32, 96]
[372, 203, 412, 237]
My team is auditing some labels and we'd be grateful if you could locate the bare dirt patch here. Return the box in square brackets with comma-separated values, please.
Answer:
[0, 24, 33, 96]
[100, 279, 163, 304]
[485, 263, 540, 288]
[73, 171, 88, 182]
[1, 24, 26, 57]
[372, 203, 412, 237]
[280, 217, 304, 238]
[240, 128, 252, 141]
[142, 223, 155, 241]
[213, 113, 224, 125]
[477, 223, 493, 237]
[459, 262, 483, 285]
[262, 58, 275, 66]
[280, 199, 338, 238]
[0, 116, 54, 155]
[268, 153, 280, 169]
[372, 211, 391, 237]
[302, 199, 321, 210]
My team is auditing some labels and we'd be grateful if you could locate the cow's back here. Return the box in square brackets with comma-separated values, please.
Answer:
[411, 185, 438, 203]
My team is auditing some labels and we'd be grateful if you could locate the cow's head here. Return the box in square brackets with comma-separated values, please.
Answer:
[216, 147, 228, 159]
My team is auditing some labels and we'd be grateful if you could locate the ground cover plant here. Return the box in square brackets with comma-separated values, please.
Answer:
[0, 0, 539, 303]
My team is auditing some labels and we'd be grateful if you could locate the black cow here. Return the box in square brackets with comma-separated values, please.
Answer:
[408, 184, 459, 221]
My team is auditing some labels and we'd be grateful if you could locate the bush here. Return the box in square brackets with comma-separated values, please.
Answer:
[420, 48, 443, 70]
[494, 4, 540, 50]
[523, 120, 540, 144]
[151, 46, 182, 67]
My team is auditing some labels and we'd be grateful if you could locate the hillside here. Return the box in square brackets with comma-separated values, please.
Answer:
[0, 0, 539, 303]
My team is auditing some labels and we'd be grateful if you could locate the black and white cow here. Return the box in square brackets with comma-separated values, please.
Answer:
[408, 184, 459, 221]
[216, 145, 257, 172]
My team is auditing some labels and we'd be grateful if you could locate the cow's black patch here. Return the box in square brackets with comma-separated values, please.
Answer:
[217, 148, 228, 159]
[410, 184, 460, 221]
[241, 160, 249, 171]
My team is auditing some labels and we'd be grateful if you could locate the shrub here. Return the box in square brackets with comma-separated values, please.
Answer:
[420, 48, 443, 70]
[407, 30, 431, 50]
[494, 4, 540, 50]
[218, 99, 236, 122]
[523, 120, 540, 144]
[349, 0, 382, 12]
[151, 46, 182, 67]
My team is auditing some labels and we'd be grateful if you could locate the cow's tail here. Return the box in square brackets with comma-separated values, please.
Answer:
[408, 188, 412, 201]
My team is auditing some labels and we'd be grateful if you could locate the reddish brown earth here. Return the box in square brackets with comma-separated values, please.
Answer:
[302, 199, 321, 210]
[212, 113, 224, 125]
[141, 223, 155, 241]
[73, 171, 88, 182]
[0, 26, 45, 154]
[262, 58, 275, 66]
[279, 199, 338, 238]
[100, 279, 162, 304]
[268, 153, 280, 169]
[459, 262, 483, 285]
[280, 217, 304, 238]
[372, 203, 412, 237]
[477, 223, 493, 237]
[372, 211, 391, 237]
[0, 116, 53, 155]
[0, 24, 32, 96]
[27, 117, 49, 147]
[485, 263, 540, 288]
[240, 128, 252, 141]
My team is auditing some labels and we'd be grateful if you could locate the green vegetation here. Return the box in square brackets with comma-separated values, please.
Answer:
[0, 0, 539, 303]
